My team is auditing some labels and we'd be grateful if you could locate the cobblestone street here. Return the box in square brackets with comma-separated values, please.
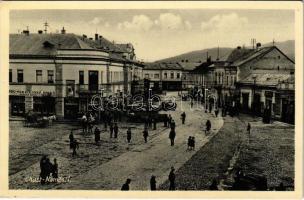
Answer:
[9, 97, 224, 190]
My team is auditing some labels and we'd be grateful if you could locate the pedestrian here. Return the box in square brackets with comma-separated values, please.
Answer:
[148, 116, 153, 129]
[88, 118, 93, 134]
[94, 127, 101, 144]
[121, 178, 131, 191]
[81, 113, 87, 133]
[169, 129, 176, 146]
[39, 155, 47, 185]
[247, 123, 251, 135]
[187, 136, 191, 150]
[215, 109, 219, 117]
[52, 158, 58, 181]
[170, 119, 176, 130]
[114, 123, 119, 138]
[190, 100, 194, 108]
[69, 131, 74, 149]
[44, 157, 53, 183]
[150, 175, 157, 191]
[181, 112, 186, 124]
[110, 122, 114, 138]
[127, 127, 132, 143]
[152, 118, 157, 130]
[206, 120, 211, 133]
[71, 139, 79, 156]
[143, 127, 149, 143]
[168, 167, 176, 190]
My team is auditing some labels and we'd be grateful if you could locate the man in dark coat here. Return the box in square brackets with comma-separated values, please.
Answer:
[110, 122, 114, 138]
[168, 115, 172, 128]
[150, 175, 157, 190]
[71, 139, 79, 156]
[69, 131, 74, 149]
[40, 155, 47, 184]
[143, 127, 149, 143]
[206, 120, 211, 133]
[114, 123, 119, 138]
[181, 112, 186, 124]
[127, 128, 132, 143]
[152, 118, 157, 130]
[169, 167, 176, 190]
[121, 178, 131, 191]
[169, 129, 176, 146]
[94, 127, 101, 144]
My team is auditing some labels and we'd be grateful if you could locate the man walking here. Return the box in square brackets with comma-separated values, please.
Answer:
[94, 127, 101, 144]
[69, 131, 74, 149]
[143, 127, 149, 143]
[71, 139, 79, 157]
[114, 123, 119, 138]
[127, 127, 132, 143]
[169, 167, 176, 190]
[169, 129, 176, 146]
[110, 122, 114, 138]
[181, 112, 186, 124]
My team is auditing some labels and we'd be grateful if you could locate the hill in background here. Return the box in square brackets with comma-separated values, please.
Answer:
[155, 40, 295, 63]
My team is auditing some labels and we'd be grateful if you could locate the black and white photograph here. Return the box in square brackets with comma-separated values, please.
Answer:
[0, 1, 302, 197]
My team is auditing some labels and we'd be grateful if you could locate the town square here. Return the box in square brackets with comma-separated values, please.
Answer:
[8, 8, 295, 191]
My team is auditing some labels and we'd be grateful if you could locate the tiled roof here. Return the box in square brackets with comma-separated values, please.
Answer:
[239, 73, 292, 86]
[9, 33, 127, 56]
[144, 62, 183, 70]
[178, 62, 201, 71]
[233, 47, 274, 66]
[191, 61, 214, 73]
[10, 33, 93, 56]
[225, 48, 254, 63]
[116, 43, 133, 53]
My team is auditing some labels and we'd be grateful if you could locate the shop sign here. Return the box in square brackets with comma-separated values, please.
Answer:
[9, 89, 55, 97]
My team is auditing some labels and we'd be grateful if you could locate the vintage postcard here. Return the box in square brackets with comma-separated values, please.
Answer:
[0, 1, 302, 198]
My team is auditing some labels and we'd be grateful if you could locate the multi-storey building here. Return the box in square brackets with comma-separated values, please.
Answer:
[142, 62, 183, 92]
[9, 29, 143, 119]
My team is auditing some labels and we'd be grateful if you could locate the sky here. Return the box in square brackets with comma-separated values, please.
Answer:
[10, 9, 295, 62]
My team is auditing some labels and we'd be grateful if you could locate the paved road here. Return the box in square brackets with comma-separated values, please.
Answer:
[57, 99, 224, 190]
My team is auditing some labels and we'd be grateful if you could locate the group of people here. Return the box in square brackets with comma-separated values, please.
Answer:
[187, 136, 195, 150]
[39, 155, 58, 184]
[121, 166, 176, 191]
[81, 113, 96, 134]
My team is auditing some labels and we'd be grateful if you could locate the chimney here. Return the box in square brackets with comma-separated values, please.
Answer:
[95, 33, 99, 41]
[61, 27, 66, 34]
[82, 34, 87, 39]
[237, 46, 241, 50]
[89, 37, 93, 40]
[38, 30, 43, 34]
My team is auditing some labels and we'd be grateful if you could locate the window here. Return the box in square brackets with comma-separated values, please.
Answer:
[145, 74, 149, 79]
[79, 71, 84, 85]
[17, 69, 23, 83]
[164, 73, 168, 79]
[48, 70, 54, 83]
[177, 73, 180, 79]
[36, 70, 43, 83]
[9, 69, 12, 83]
[154, 73, 159, 79]
[170, 72, 174, 79]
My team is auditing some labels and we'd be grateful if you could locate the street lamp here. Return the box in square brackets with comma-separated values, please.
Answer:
[252, 75, 257, 114]
[204, 88, 208, 112]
